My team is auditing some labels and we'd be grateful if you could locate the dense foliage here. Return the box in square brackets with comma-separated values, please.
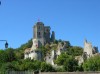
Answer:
[55, 53, 78, 72]
[0, 39, 99, 72]
[83, 55, 100, 71]
[66, 46, 83, 56]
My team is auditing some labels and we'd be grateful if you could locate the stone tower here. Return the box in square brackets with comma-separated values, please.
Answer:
[33, 22, 45, 47]
[33, 22, 51, 47]
[24, 21, 55, 61]
[84, 39, 93, 58]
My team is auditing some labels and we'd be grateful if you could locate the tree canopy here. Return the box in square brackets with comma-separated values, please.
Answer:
[1, 39, 99, 72]
[83, 55, 100, 71]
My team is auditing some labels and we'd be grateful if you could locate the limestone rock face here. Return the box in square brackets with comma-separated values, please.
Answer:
[46, 50, 55, 65]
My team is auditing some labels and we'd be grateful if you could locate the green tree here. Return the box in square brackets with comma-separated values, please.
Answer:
[41, 62, 55, 72]
[17, 39, 32, 51]
[14, 39, 32, 60]
[0, 48, 16, 63]
[0, 50, 8, 63]
[63, 57, 78, 72]
[14, 49, 24, 60]
[55, 53, 78, 72]
[40, 46, 47, 61]
[83, 55, 100, 71]
[64, 41, 71, 48]
[5, 48, 16, 62]
[66, 46, 83, 56]
[54, 40, 58, 44]
[55, 53, 69, 65]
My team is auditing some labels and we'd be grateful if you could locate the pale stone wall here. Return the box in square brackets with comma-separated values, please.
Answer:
[31, 39, 39, 50]
[30, 51, 38, 60]
[56, 42, 67, 58]
[84, 39, 93, 58]
[24, 53, 29, 59]
[24, 48, 31, 59]
[46, 50, 55, 65]
[75, 56, 84, 65]
[56, 43, 62, 57]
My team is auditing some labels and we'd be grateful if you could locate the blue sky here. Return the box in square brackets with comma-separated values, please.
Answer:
[0, 0, 100, 51]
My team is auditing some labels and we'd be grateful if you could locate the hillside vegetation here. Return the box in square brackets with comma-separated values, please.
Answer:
[0, 39, 99, 72]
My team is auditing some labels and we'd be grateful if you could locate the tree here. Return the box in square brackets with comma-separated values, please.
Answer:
[0, 50, 7, 63]
[14, 49, 24, 60]
[83, 55, 100, 71]
[63, 57, 78, 72]
[55, 53, 78, 72]
[40, 46, 47, 61]
[54, 40, 58, 44]
[17, 39, 32, 51]
[64, 41, 71, 48]
[14, 39, 32, 60]
[0, 48, 16, 63]
[66, 46, 83, 56]
[5, 48, 16, 62]
[55, 53, 70, 65]
[41, 62, 55, 72]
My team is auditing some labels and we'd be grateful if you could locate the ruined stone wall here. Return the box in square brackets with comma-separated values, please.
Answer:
[46, 50, 55, 65]
[84, 40, 93, 58]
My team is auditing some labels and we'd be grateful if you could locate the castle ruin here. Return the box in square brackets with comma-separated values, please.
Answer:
[76, 39, 98, 65]
[24, 22, 55, 61]
[33, 22, 55, 47]
[24, 21, 99, 66]
[24, 21, 67, 65]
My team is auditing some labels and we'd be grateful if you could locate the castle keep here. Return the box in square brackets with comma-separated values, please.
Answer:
[24, 22, 55, 62]
[33, 22, 55, 47]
